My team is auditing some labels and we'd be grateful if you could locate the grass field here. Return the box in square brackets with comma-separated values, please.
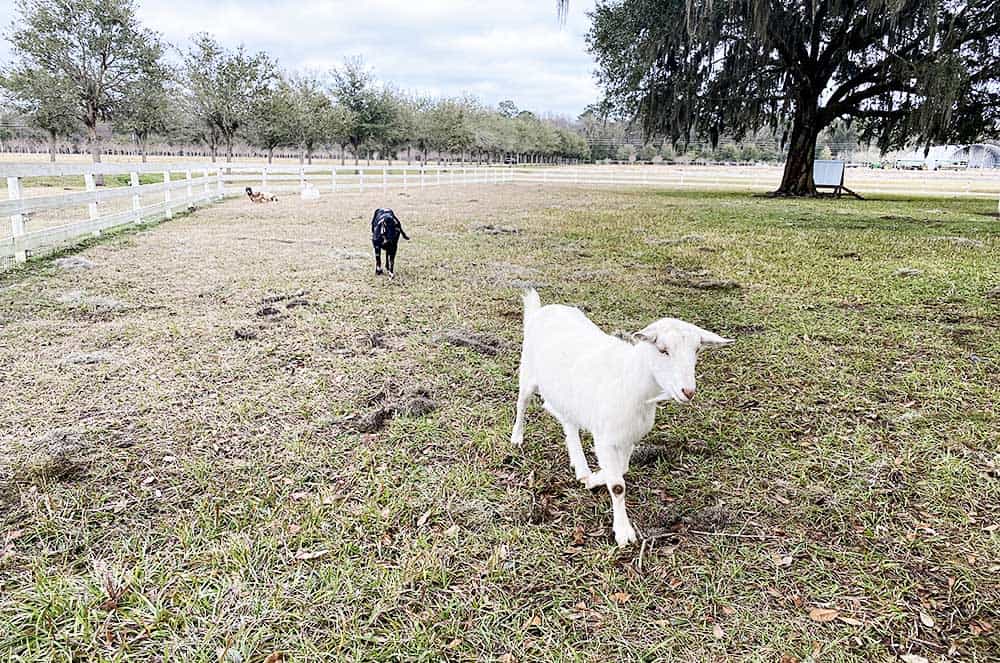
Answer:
[1, 185, 998, 661]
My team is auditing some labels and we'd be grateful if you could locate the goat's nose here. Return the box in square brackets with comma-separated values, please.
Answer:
[682, 388, 696, 401]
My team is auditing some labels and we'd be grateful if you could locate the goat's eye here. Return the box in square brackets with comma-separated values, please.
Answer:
[660, 348, 670, 356]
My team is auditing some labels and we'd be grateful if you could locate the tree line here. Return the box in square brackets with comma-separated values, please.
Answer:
[0, 0, 591, 166]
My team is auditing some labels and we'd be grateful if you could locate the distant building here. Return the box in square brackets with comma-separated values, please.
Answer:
[892, 143, 1000, 169]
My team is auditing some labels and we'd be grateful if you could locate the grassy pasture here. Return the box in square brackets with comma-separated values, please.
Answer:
[0, 185, 997, 661]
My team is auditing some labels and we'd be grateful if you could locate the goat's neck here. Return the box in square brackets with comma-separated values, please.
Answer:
[626, 345, 663, 406]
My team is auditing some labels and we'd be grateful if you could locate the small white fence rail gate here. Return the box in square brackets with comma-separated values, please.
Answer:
[0, 163, 514, 269]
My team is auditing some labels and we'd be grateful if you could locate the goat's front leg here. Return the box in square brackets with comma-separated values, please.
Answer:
[595, 441, 637, 547]
[374, 246, 383, 275]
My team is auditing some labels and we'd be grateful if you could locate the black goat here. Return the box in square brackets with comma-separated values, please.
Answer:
[371, 208, 410, 277]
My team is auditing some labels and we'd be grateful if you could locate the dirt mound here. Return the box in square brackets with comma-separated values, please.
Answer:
[54, 256, 96, 270]
[435, 329, 502, 356]
[473, 224, 519, 235]
[664, 267, 740, 291]
[61, 350, 116, 366]
[57, 290, 129, 312]
[346, 385, 438, 433]
[934, 235, 984, 249]
[17, 429, 88, 482]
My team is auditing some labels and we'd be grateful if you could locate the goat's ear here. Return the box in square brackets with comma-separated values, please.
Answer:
[700, 331, 735, 348]
[633, 326, 658, 344]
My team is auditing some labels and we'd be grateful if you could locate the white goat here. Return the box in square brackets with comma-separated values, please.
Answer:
[511, 289, 733, 547]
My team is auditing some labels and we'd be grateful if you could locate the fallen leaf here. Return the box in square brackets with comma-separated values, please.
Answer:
[443, 525, 459, 536]
[522, 614, 542, 631]
[779, 656, 800, 663]
[263, 653, 284, 663]
[808, 607, 839, 622]
[773, 494, 791, 505]
[611, 591, 630, 605]
[900, 655, 929, 663]
[141, 476, 156, 486]
[773, 553, 793, 567]
[290, 491, 310, 501]
[838, 615, 864, 626]
[571, 525, 586, 546]
[498, 655, 515, 663]
[417, 509, 432, 527]
[721, 605, 735, 616]
[712, 623, 724, 639]
[446, 638, 462, 649]
[920, 612, 935, 628]
[287, 524, 301, 535]
[294, 549, 329, 561]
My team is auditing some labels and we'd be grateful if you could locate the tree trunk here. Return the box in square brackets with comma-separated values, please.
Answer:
[48, 130, 57, 162]
[87, 122, 104, 186]
[140, 137, 147, 163]
[268, 147, 274, 164]
[226, 139, 233, 163]
[776, 100, 821, 196]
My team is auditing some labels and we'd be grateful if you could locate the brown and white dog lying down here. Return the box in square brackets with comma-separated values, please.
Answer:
[245, 187, 277, 203]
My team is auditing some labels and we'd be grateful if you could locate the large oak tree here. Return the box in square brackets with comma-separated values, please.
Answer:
[5, 0, 164, 168]
[568, 0, 1000, 194]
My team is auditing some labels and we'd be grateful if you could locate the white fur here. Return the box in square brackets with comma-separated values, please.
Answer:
[511, 289, 733, 547]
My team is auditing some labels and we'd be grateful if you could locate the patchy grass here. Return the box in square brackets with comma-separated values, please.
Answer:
[0, 185, 998, 662]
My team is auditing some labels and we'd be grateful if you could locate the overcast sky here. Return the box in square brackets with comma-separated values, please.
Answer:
[0, 0, 601, 118]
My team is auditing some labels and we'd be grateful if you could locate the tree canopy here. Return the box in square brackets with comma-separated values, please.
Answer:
[4, 0, 164, 165]
[577, 0, 1000, 194]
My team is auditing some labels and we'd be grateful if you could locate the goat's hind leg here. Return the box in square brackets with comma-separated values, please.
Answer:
[544, 405, 591, 482]
[510, 367, 535, 446]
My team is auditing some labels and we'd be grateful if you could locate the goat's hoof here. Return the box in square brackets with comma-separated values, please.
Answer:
[375, 269, 383, 275]
[583, 473, 605, 490]
[510, 431, 523, 446]
[615, 525, 638, 548]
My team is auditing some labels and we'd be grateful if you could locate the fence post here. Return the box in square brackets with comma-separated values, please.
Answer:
[437, 168, 441, 187]
[163, 171, 173, 219]
[403, 168, 408, 190]
[359, 169, 364, 192]
[331, 168, 337, 193]
[216, 168, 224, 198]
[84, 172, 100, 236]
[202, 169, 210, 197]
[130, 172, 141, 224]
[185, 169, 193, 202]
[421, 165, 425, 188]
[6, 176, 26, 263]
[382, 167, 387, 192]
[300, 166, 306, 192]
[262, 166, 268, 192]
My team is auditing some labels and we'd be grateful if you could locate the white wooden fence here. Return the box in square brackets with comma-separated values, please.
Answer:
[0, 163, 514, 269]
[1, 162, 224, 269]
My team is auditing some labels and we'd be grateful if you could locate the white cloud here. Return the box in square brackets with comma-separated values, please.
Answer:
[0, 0, 600, 117]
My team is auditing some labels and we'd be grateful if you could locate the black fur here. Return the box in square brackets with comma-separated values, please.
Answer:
[371, 208, 410, 276]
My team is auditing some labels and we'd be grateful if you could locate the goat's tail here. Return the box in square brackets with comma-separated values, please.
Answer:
[522, 288, 541, 322]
